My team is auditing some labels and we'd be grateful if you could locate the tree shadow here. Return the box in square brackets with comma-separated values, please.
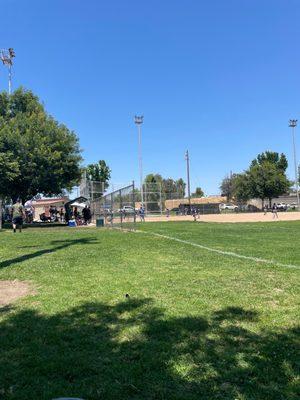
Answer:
[0, 238, 99, 269]
[0, 300, 298, 399]
[1, 223, 68, 230]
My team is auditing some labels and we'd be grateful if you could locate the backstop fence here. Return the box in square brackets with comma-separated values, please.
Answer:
[90, 182, 136, 229]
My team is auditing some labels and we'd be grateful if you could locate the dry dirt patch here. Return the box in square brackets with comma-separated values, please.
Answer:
[0, 280, 35, 306]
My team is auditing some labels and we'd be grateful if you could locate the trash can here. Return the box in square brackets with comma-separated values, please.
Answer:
[96, 218, 104, 227]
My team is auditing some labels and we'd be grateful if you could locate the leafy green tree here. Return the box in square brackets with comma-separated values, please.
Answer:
[86, 160, 111, 189]
[233, 151, 291, 207]
[162, 178, 177, 199]
[161, 178, 186, 199]
[220, 174, 237, 201]
[0, 88, 82, 203]
[0, 152, 19, 190]
[176, 178, 186, 198]
[144, 174, 186, 201]
[247, 162, 290, 206]
[143, 174, 163, 211]
[251, 151, 288, 172]
[191, 187, 204, 198]
[233, 173, 251, 202]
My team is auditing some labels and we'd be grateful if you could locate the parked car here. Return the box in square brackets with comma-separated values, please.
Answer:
[219, 203, 238, 211]
[118, 206, 135, 214]
[287, 202, 297, 210]
[276, 203, 287, 211]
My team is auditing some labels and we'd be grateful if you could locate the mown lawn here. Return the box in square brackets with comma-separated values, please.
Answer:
[0, 221, 299, 400]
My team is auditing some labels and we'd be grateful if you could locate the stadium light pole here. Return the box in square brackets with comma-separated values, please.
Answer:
[289, 119, 300, 209]
[185, 150, 191, 211]
[0, 48, 15, 94]
[134, 115, 144, 206]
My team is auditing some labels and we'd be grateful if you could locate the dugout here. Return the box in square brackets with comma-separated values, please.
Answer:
[179, 203, 220, 215]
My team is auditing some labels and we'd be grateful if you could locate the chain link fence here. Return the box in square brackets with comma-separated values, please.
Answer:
[140, 182, 184, 215]
[90, 183, 136, 229]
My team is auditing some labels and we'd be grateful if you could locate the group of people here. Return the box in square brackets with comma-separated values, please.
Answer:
[67, 205, 92, 225]
[166, 206, 200, 221]
[40, 206, 65, 223]
[8, 199, 93, 232]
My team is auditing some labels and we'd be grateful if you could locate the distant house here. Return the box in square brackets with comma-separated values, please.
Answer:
[31, 197, 69, 221]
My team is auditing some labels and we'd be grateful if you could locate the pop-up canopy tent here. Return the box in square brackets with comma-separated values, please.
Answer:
[69, 201, 87, 208]
[64, 197, 88, 222]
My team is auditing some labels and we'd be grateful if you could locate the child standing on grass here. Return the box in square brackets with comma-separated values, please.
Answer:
[139, 206, 145, 222]
[272, 203, 278, 219]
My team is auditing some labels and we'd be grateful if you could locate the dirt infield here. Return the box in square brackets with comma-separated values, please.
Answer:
[144, 211, 300, 223]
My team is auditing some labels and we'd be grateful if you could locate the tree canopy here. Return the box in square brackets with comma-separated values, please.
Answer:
[86, 160, 111, 189]
[191, 187, 204, 198]
[0, 88, 82, 202]
[220, 174, 237, 201]
[225, 151, 291, 206]
[144, 174, 186, 199]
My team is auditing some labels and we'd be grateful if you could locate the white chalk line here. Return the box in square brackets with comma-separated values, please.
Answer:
[135, 230, 300, 270]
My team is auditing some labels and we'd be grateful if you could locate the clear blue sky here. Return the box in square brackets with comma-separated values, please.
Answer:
[1, 0, 300, 194]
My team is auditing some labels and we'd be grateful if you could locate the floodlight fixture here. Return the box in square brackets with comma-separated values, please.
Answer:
[0, 47, 16, 94]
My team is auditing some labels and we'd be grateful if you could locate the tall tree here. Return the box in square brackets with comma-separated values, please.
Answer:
[247, 162, 290, 206]
[191, 187, 204, 198]
[220, 174, 237, 201]
[233, 173, 251, 202]
[251, 151, 288, 172]
[233, 151, 291, 206]
[0, 88, 82, 203]
[176, 178, 186, 198]
[86, 160, 111, 189]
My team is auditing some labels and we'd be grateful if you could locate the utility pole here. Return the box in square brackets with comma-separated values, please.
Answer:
[0, 48, 15, 94]
[134, 115, 144, 206]
[185, 150, 191, 211]
[289, 119, 300, 209]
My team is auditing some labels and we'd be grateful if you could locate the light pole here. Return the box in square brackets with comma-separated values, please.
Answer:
[134, 115, 144, 206]
[185, 150, 191, 211]
[0, 48, 15, 94]
[289, 119, 300, 209]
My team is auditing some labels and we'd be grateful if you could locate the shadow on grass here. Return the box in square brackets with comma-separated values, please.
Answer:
[0, 300, 298, 400]
[1, 222, 70, 230]
[0, 238, 98, 269]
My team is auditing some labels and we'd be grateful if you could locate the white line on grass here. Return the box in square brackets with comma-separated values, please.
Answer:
[135, 230, 300, 270]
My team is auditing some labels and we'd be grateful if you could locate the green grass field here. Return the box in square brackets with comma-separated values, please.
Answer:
[0, 221, 299, 400]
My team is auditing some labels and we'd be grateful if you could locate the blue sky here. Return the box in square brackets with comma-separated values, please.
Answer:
[1, 0, 300, 194]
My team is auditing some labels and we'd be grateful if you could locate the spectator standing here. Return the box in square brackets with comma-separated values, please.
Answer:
[11, 199, 24, 233]
[82, 205, 91, 225]
[59, 207, 64, 222]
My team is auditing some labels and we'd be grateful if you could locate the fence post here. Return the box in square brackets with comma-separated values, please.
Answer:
[111, 193, 113, 227]
[119, 189, 123, 227]
[132, 181, 136, 225]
